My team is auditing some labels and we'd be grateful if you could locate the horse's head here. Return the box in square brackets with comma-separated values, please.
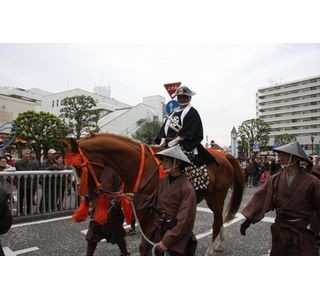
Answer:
[61, 137, 108, 223]
[61, 137, 105, 196]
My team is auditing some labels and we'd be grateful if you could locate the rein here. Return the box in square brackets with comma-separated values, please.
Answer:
[65, 149, 110, 224]
[65, 150, 104, 194]
[66, 143, 164, 227]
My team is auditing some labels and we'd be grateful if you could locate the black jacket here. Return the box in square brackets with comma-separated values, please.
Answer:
[0, 186, 12, 256]
[155, 106, 203, 151]
[155, 106, 215, 165]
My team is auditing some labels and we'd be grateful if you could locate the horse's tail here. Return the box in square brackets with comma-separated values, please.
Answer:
[224, 154, 245, 223]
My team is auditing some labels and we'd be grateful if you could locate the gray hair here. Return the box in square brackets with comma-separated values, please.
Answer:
[21, 148, 31, 155]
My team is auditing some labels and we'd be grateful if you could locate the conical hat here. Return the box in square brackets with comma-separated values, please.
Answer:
[274, 141, 312, 164]
[155, 145, 191, 164]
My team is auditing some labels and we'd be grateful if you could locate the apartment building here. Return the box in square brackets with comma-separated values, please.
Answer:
[256, 75, 320, 154]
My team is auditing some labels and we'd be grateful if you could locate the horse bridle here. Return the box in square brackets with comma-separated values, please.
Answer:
[65, 144, 162, 197]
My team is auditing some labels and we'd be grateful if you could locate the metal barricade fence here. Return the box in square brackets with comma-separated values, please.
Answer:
[0, 170, 78, 217]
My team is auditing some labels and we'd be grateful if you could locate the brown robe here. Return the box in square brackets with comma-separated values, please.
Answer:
[242, 168, 320, 256]
[310, 165, 320, 233]
[86, 167, 126, 244]
[133, 174, 197, 255]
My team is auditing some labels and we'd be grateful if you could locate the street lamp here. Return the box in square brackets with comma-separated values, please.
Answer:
[241, 135, 246, 158]
[311, 135, 314, 155]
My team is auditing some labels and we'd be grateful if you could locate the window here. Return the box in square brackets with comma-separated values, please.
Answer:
[52, 100, 54, 107]
[56, 99, 59, 106]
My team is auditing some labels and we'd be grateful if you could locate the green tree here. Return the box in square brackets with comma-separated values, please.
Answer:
[15, 111, 68, 159]
[238, 118, 271, 151]
[132, 118, 162, 144]
[237, 138, 249, 158]
[59, 95, 101, 139]
[274, 133, 297, 146]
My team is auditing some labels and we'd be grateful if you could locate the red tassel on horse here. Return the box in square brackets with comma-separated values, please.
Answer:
[121, 195, 134, 225]
[78, 166, 89, 196]
[93, 193, 110, 225]
[72, 199, 89, 222]
[158, 165, 166, 180]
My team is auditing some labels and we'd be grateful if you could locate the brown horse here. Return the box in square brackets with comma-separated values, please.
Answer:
[63, 133, 245, 255]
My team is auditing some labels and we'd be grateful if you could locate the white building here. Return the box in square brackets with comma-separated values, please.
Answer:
[0, 87, 42, 125]
[98, 95, 165, 137]
[40, 86, 165, 137]
[256, 75, 320, 153]
[41, 86, 131, 116]
[0, 84, 166, 138]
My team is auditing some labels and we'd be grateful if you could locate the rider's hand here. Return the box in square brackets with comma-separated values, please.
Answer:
[159, 138, 166, 147]
[168, 136, 183, 148]
[240, 218, 252, 236]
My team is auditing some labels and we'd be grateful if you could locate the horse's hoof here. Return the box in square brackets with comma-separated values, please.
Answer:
[214, 245, 224, 252]
[205, 249, 215, 256]
[205, 244, 216, 256]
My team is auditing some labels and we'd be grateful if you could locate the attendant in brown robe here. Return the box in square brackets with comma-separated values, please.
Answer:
[86, 166, 130, 256]
[126, 145, 197, 256]
[240, 141, 320, 256]
[310, 163, 320, 236]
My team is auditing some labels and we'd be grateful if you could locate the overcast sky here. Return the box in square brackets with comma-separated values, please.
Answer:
[1, 1, 320, 146]
[1, 43, 319, 146]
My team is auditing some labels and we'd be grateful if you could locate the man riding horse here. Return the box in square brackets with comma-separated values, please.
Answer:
[155, 85, 215, 198]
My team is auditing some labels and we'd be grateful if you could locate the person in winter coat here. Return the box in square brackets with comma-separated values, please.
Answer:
[40, 149, 64, 211]
[14, 148, 38, 215]
[0, 186, 12, 256]
[240, 141, 320, 255]
[126, 144, 198, 256]
[246, 159, 255, 187]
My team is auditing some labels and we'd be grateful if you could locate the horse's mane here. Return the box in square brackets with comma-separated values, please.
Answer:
[78, 132, 141, 152]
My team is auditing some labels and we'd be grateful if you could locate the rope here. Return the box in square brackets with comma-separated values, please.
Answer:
[98, 189, 160, 254]
[130, 201, 169, 256]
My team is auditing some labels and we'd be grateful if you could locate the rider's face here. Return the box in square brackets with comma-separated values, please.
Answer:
[177, 95, 191, 106]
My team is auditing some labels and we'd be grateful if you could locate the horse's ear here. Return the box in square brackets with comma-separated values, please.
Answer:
[69, 137, 80, 153]
[60, 139, 69, 149]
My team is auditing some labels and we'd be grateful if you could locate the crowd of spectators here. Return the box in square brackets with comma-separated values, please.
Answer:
[0, 148, 71, 215]
[238, 156, 281, 188]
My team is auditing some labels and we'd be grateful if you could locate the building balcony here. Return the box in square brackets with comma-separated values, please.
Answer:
[259, 104, 320, 117]
[258, 96, 320, 111]
[257, 88, 320, 104]
[257, 79, 320, 97]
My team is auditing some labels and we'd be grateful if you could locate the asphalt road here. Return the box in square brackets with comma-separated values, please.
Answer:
[1, 185, 276, 256]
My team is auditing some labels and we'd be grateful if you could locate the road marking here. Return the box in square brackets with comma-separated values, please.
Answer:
[261, 216, 275, 223]
[196, 213, 245, 239]
[3, 246, 39, 256]
[12, 216, 72, 228]
[197, 207, 212, 213]
[194, 211, 275, 240]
